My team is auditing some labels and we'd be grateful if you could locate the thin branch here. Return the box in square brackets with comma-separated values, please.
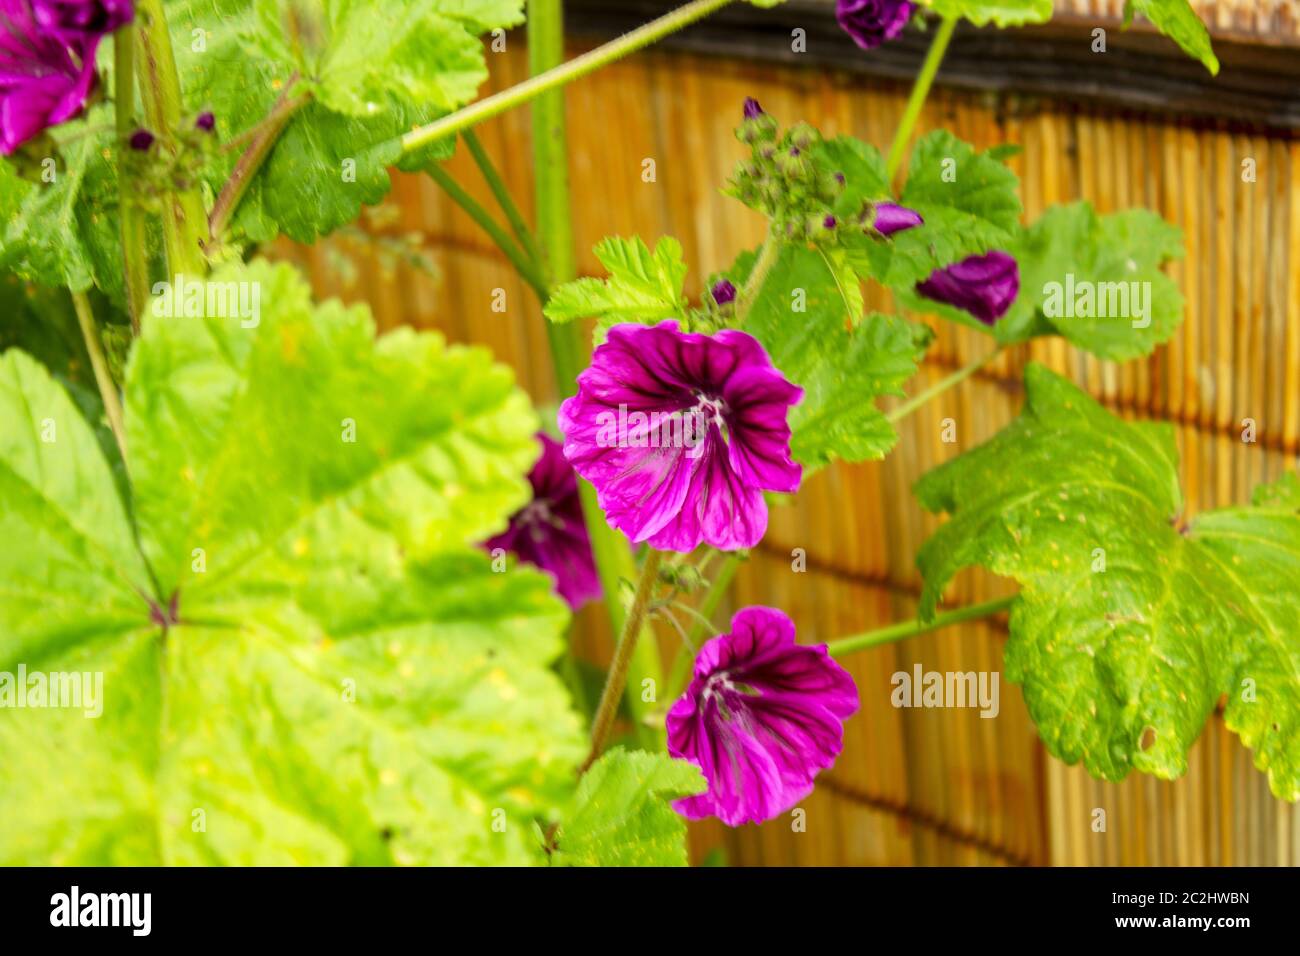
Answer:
[71, 292, 128, 464]
[579, 550, 664, 774]
[886, 345, 1004, 426]
[425, 164, 548, 301]
[462, 130, 542, 267]
[401, 0, 738, 154]
[208, 80, 309, 247]
[827, 595, 1015, 658]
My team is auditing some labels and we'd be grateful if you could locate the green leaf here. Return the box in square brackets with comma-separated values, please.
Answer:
[249, 0, 522, 116]
[733, 244, 932, 470]
[1124, 0, 1219, 75]
[170, 0, 520, 244]
[848, 130, 1021, 289]
[915, 0, 1053, 27]
[904, 201, 1186, 359]
[914, 363, 1300, 799]
[0, 105, 132, 302]
[0, 279, 129, 494]
[544, 236, 689, 341]
[1001, 202, 1184, 360]
[552, 748, 705, 867]
[0, 260, 586, 863]
[1189, 479, 1300, 800]
[811, 136, 890, 221]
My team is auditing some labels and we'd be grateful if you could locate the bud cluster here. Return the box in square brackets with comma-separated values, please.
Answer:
[726, 99, 880, 246]
[120, 112, 218, 213]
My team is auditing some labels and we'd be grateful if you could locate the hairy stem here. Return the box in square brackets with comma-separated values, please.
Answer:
[403, 0, 737, 154]
[426, 164, 548, 300]
[735, 232, 780, 322]
[529, 0, 664, 748]
[664, 552, 742, 702]
[885, 345, 1002, 425]
[72, 292, 128, 463]
[133, 0, 208, 275]
[885, 14, 957, 183]
[827, 595, 1014, 658]
[114, 27, 149, 331]
[463, 130, 542, 267]
[580, 550, 664, 773]
[209, 82, 309, 247]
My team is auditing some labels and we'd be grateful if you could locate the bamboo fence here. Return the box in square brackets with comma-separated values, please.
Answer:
[278, 10, 1300, 865]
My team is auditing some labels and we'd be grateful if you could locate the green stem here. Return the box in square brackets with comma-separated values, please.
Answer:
[885, 345, 1002, 425]
[580, 550, 664, 774]
[529, 0, 663, 747]
[209, 84, 309, 248]
[885, 14, 957, 182]
[734, 232, 779, 322]
[463, 130, 542, 267]
[426, 164, 548, 301]
[664, 552, 741, 702]
[72, 292, 128, 464]
[114, 27, 149, 332]
[403, 0, 737, 154]
[827, 595, 1014, 658]
[134, 0, 209, 275]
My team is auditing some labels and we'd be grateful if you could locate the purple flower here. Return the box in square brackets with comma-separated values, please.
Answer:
[0, 0, 132, 154]
[667, 606, 859, 826]
[31, 0, 130, 42]
[874, 201, 923, 236]
[916, 250, 1020, 325]
[485, 433, 600, 610]
[836, 0, 914, 51]
[558, 321, 803, 553]
[742, 97, 764, 120]
[710, 279, 736, 306]
[195, 110, 215, 132]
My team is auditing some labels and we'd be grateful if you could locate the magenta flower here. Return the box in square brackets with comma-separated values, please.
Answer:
[31, 0, 130, 41]
[836, 0, 914, 51]
[667, 607, 859, 826]
[558, 321, 803, 553]
[485, 433, 601, 610]
[916, 250, 1020, 325]
[0, 0, 132, 154]
[874, 201, 923, 236]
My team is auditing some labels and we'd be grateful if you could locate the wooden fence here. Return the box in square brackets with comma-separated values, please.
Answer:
[279, 6, 1300, 865]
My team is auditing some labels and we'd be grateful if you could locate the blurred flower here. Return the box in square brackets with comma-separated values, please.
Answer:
[485, 433, 600, 610]
[667, 606, 859, 826]
[873, 201, 923, 235]
[558, 321, 802, 553]
[836, 0, 914, 51]
[31, 0, 130, 42]
[742, 97, 764, 119]
[710, 279, 736, 306]
[916, 250, 1020, 325]
[0, 0, 133, 154]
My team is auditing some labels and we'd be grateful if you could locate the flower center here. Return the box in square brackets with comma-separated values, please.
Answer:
[518, 498, 564, 542]
[688, 391, 730, 444]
